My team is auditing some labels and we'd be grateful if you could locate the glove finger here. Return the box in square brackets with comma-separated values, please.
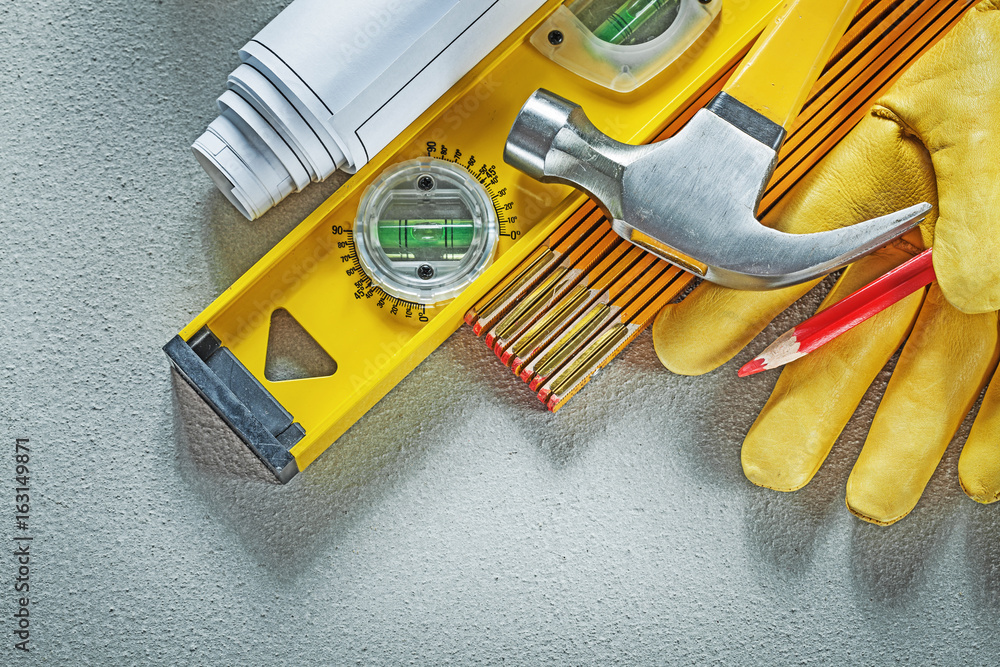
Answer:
[653, 279, 818, 376]
[653, 108, 936, 377]
[741, 243, 925, 492]
[846, 286, 1000, 525]
[958, 365, 1000, 504]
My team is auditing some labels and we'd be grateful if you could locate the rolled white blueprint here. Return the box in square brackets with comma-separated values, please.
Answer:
[193, 0, 546, 220]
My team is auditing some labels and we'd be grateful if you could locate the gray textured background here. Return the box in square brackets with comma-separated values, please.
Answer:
[2, 1, 998, 664]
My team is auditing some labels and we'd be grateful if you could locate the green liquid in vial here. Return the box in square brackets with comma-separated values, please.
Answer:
[377, 219, 475, 261]
[593, 0, 670, 44]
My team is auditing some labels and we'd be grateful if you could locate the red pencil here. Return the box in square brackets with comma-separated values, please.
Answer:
[739, 248, 936, 377]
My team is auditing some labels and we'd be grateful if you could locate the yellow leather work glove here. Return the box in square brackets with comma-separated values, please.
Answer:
[652, 1, 1000, 525]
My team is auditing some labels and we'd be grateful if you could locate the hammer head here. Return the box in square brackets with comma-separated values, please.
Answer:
[504, 89, 930, 290]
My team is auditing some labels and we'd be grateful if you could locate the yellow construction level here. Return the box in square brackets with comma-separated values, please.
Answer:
[165, 0, 792, 481]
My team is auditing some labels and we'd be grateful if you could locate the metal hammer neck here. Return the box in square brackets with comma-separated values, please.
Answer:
[704, 92, 786, 152]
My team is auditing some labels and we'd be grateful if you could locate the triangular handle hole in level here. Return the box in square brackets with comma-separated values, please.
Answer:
[264, 308, 337, 382]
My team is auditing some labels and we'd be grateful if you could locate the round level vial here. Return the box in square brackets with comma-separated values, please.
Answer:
[354, 158, 499, 306]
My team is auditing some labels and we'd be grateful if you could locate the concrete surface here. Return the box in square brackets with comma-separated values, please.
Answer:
[2, 0, 998, 664]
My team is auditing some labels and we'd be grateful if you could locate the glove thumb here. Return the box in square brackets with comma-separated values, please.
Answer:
[926, 128, 1000, 314]
[878, 3, 1000, 313]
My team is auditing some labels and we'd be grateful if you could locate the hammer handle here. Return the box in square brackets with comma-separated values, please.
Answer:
[723, 0, 862, 131]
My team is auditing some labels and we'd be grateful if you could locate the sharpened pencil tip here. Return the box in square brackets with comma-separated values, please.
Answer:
[738, 357, 766, 377]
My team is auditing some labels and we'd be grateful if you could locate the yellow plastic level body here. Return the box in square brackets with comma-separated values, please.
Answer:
[176, 0, 785, 474]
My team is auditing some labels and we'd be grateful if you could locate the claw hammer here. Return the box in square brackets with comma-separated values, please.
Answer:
[503, 0, 932, 289]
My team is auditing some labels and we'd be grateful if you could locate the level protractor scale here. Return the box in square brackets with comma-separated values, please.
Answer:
[333, 148, 521, 322]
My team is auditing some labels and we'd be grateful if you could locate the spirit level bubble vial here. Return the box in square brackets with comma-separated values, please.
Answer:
[354, 157, 500, 308]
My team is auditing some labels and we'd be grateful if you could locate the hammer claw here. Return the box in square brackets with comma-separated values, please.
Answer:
[504, 89, 932, 290]
[700, 202, 931, 289]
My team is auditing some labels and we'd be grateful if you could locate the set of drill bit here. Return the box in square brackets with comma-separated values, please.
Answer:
[465, 0, 970, 411]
